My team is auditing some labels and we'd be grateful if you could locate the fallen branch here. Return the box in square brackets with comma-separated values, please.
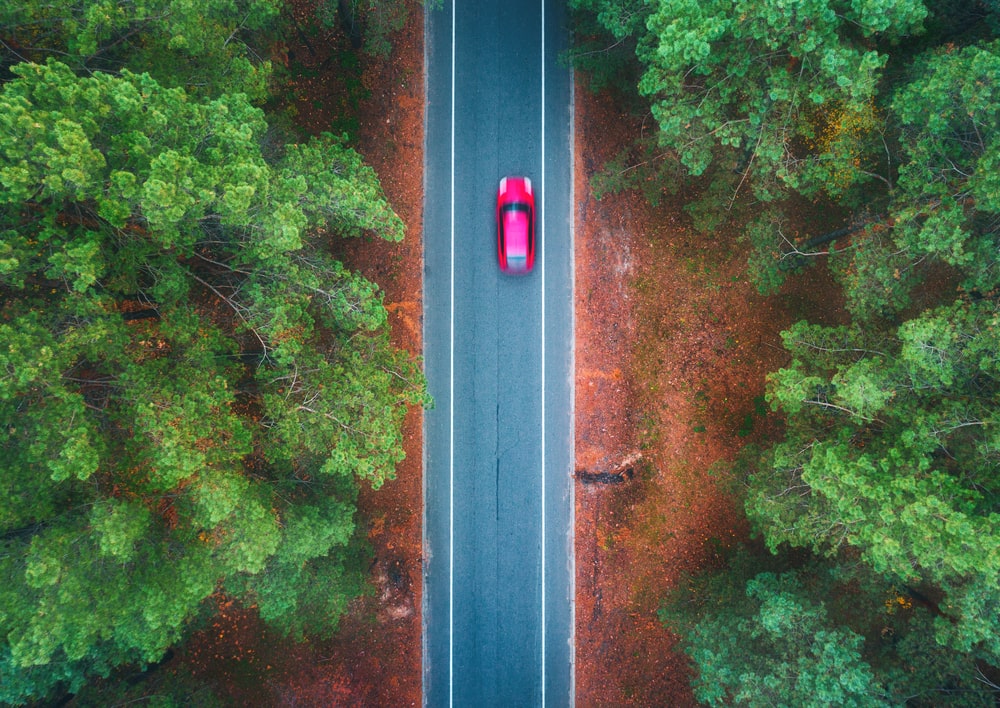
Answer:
[575, 452, 643, 485]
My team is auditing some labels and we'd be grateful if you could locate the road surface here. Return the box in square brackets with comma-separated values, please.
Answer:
[422, 0, 575, 705]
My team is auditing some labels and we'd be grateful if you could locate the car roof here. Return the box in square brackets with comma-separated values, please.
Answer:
[502, 204, 530, 258]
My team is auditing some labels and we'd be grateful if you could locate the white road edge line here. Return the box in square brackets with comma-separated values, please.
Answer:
[568, 61, 577, 708]
[540, 0, 547, 704]
[448, 0, 456, 705]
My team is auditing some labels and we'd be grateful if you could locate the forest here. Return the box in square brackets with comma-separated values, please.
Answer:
[3, 0, 1000, 704]
[568, 0, 1000, 704]
[0, 0, 427, 703]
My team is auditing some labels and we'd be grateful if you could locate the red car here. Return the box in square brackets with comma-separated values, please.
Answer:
[496, 176, 535, 274]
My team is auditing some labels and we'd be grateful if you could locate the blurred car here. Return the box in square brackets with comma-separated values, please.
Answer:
[496, 176, 535, 274]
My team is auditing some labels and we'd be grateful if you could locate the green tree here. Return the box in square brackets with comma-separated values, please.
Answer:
[571, 0, 927, 201]
[0, 61, 425, 703]
[882, 42, 1000, 301]
[0, 0, 281, 98]
[674, 569, 884, 707]
[563, 0, 648, 91]
[746, 39, 1000, 314]
[568, 1, 1000, 318]
[749, 299, 1000, 661]
[808, 39, 1000, 317]
[662, 552, 997, 707]
[68, 661, 225, 708]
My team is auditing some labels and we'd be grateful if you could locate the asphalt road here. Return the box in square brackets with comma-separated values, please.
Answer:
[422, 0, 574, 705]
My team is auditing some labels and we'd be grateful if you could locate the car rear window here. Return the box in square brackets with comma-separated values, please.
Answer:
[505, 254, 527, 270]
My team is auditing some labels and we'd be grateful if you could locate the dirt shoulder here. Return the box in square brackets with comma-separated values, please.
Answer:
[571, 79, 847, 704]
[316, 2, 427, 703]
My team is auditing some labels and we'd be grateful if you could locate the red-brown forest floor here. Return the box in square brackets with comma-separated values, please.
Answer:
[178, 3, 847, 705]
[572, 79, 846, 704]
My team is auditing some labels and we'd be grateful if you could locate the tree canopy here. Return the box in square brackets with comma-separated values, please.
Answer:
[0, 0, 280, 99]
[637, 0, 926, 198]
[662, 555, 996, 707]
[680, 570, 881, 707]
[569, 0, 1000, 317]
[749, 300, 1000, 659]
[0, 18, 424, 704]
[569, 0, 1000, 701]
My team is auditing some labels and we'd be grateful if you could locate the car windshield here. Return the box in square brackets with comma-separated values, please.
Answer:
[501, 202, 531, 257]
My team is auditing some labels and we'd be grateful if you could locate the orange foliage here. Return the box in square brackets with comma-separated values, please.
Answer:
[808, 100, 880, 193]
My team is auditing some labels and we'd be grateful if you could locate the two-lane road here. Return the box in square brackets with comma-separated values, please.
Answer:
[422, 0, 574, 705]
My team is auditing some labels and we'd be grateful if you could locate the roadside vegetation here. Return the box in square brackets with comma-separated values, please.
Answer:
[0, 0, 427, 703]
[568, 0, 1000, 703]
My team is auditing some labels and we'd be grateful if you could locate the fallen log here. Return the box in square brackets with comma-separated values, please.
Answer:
[575, 452, 643, 485]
